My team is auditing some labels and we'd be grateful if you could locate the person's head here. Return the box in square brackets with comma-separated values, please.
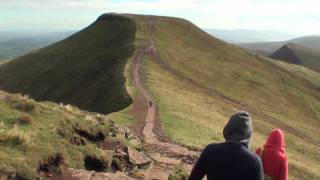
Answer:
[223, 111, 253, 148]
[264, 128, 285, 153]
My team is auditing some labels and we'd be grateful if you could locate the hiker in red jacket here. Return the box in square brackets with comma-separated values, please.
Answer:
[256, 129, 288, 180]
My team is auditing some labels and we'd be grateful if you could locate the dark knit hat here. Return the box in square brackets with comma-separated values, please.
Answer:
[223, 111, 253, 148]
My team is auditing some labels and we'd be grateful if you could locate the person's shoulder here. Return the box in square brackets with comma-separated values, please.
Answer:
[201, 142, 223, 152]
[246, 150, 262, 164]
[203, 143, 219, 150]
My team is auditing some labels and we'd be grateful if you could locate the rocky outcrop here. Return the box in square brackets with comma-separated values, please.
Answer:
[127, 146, 151, 167]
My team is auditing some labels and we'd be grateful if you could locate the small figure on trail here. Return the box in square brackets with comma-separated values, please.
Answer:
[189, 111, 263, 180]
[256, 129, 288, 180]
[149, 101, 152, 107]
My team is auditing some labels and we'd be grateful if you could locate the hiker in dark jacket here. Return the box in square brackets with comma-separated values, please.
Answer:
[189, 111, 263, 180]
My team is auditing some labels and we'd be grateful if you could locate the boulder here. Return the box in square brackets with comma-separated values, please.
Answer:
[127, 146, 151, 167]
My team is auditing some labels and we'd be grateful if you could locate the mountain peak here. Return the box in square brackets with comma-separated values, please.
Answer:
[270, 43, 302, 64]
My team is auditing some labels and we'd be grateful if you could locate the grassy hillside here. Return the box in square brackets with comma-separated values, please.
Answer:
[123, 15, 320, 179]
[0, 91, 142, 179]
[0, 14, 136, 114]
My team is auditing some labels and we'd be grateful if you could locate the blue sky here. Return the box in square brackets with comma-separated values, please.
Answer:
[0, 0, 319, 35]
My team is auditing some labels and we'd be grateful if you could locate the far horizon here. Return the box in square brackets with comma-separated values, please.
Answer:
[1, 0, 320, 37]
[1, 26, 318, 44]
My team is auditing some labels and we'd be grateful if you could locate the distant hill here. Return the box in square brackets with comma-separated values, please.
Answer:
[270, 43, 303, 64]
[0, 31, 74, 61]
[205, 29, 298, 43]
[0, 31, 75, 42]
[239, 35, 320, 55]
[270, 43, 320, 72]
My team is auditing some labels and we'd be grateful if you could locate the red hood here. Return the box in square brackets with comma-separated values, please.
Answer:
[264, 129, 285, 153]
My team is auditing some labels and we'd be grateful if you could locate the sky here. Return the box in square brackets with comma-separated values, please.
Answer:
[0, 0, 319, 35]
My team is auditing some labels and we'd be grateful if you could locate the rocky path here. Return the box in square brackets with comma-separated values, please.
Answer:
[130, 36, 200, 179]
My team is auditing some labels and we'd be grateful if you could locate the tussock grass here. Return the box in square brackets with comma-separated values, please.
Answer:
[4, 94, 36, 113]
[0, 127, 32, 148]
[17, 114, 32, 125]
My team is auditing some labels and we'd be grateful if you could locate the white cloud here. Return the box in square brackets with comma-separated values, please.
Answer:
[100, 0, 320, 34]
[0, 0, 319, 34]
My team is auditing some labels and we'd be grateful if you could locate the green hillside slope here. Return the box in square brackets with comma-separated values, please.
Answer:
[0, 15, 135, 114]
[125, 15, 320, 179]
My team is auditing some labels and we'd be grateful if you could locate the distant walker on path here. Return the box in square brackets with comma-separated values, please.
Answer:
[149, 101, 152, 107]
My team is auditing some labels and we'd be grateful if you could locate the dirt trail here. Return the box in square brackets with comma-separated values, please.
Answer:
[133, 46, 199, 157]
[129, 18, 201, 175]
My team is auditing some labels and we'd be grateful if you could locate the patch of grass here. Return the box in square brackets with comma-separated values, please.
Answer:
[107, 108, 135, 127]
[158, 103, 218, 147]
[17, 114, 32, 125]
[0, 127, 32, 148]
[141, 57, 231, 147]
[270, 58, 320, 90]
